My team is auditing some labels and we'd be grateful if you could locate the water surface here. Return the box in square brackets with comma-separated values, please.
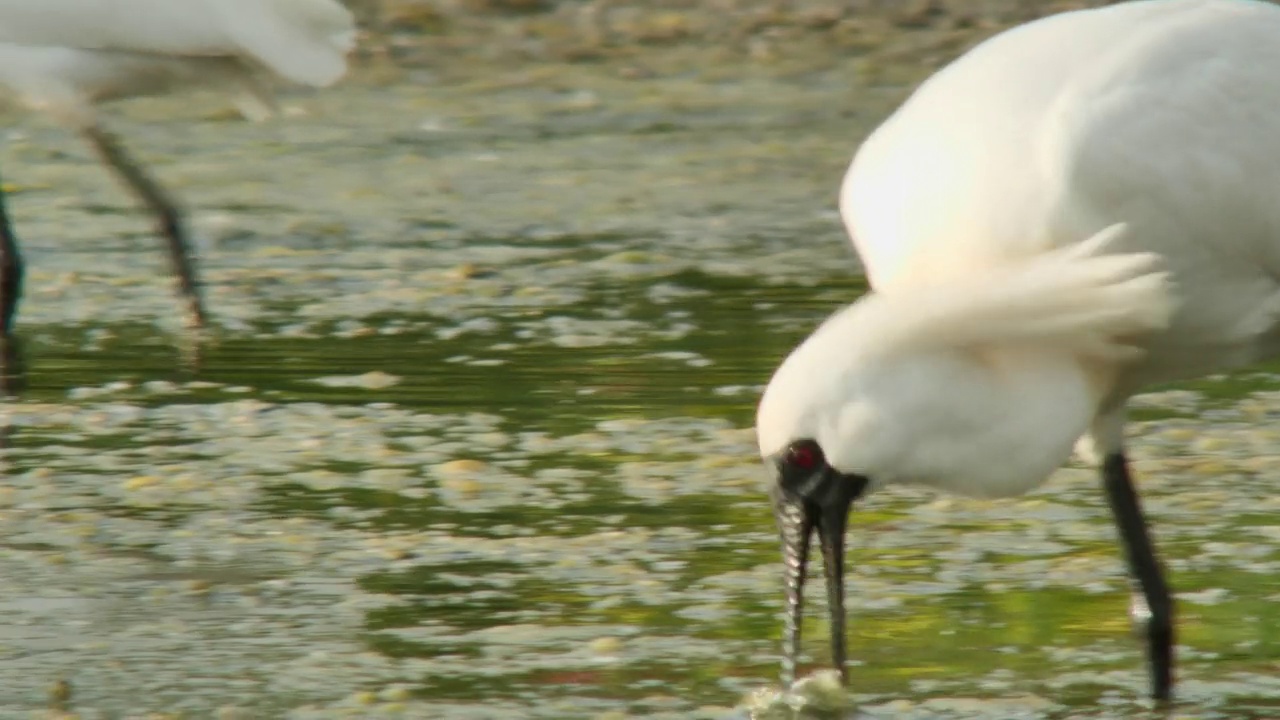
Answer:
[0, 60, 1277, 719]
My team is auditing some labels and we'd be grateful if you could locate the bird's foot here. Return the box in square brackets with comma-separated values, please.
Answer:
[0, 333, 27, 398]
[1129, 590, 1153, 638]
[181, 292, 208, 332]
[1127, 588, 1174, 702]
[176, 325, 209, 375]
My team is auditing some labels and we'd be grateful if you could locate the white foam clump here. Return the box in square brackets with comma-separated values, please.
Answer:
[741, 670, 853, 719]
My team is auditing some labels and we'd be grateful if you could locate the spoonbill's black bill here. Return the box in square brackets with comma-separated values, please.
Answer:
[756, 0, 1280, 702]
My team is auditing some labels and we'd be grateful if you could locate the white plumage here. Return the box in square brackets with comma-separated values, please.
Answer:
[761, 224, 1174, 498]
[0, 0, 355, 122]
[0, 0, 356, 393]
[756, 0, 1280, 701]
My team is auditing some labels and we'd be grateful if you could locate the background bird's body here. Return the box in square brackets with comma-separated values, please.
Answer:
[843, 0, 1280, 403]
[0, 0, 355, 123]
[0, 0, 356, 393]
[0, 46, 268, 121]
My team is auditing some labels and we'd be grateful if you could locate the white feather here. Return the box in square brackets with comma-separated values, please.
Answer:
[760, 0, 1280, 496]
[756, 225, 1174, 497]
[0, 0, 355, 123]
[867, 223, 1176, 364]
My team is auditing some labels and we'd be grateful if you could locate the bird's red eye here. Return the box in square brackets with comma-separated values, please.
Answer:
[785, 441, 823, 470]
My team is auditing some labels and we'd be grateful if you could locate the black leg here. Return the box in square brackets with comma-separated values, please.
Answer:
[80, 124, 207, 331]
[0, 174, 26, 397]
[1102, 452, 1174, 702]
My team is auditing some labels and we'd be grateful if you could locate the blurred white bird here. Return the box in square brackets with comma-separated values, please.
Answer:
[756, 0, 1280, 702]
[0, 0, 356, 392]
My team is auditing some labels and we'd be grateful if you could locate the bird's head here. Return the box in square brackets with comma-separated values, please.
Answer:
[755, 298, 897, 685]
[754, 291, 1024, 683]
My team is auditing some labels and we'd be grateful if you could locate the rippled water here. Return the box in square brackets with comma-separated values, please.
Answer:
[0, 61, 1278, 719]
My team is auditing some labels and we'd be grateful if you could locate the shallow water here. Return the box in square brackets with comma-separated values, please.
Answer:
[0, 59, 1278, 719]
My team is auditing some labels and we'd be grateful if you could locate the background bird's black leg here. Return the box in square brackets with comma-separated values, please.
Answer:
[80, 124, 207, 332]
[0, 174, 26, 397]
[1102, 452, 1174, 702]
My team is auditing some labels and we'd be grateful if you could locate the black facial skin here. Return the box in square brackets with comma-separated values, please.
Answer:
[769, 438, 870, 686]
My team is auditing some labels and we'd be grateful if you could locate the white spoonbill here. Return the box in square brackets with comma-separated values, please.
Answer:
[756, 0, 1280, 702]
[0, 0, 356, 392]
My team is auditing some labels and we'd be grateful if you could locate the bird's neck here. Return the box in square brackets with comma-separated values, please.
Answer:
[870, 348, 1112, 498]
